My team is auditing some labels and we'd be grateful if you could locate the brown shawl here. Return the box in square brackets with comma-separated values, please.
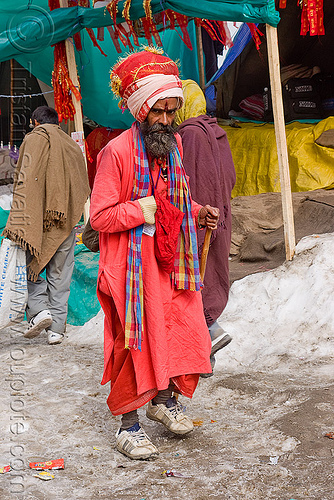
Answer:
[3, 124, 90, 281]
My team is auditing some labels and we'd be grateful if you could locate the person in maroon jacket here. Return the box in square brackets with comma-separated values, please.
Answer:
[178, 115, 236, 376]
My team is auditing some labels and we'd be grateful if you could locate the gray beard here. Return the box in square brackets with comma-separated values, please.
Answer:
[140, 122, 177, 158]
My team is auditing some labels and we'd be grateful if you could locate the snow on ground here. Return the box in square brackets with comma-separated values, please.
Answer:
[1, 233, 334, 499]
[70, 232, 334, 375]
[67, 310, 104, 346]
[216, 233, 334, 374]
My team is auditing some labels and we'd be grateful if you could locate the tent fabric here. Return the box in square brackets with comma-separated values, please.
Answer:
[0, 1, 280, 63]
[67, 243, 100, 326]
[213, 1, 334, 118]
[0, 1, 279, 129]
[205, 22, 254, 110]
[223, 117, 334, 198]
[10, 22, 202, 129]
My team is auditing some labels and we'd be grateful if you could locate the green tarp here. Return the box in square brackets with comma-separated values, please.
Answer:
[68, 244, 100, 326]
[0, 1, 279, 128]
[0, 1, 279, 63]
[13, 22, 202, 129]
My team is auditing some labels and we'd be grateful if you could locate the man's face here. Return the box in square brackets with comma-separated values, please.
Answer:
[140, 97, 179, 159]
[146, 97, 178, 128]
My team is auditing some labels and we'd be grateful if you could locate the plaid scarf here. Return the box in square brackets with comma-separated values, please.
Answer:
[125, 122, 201, 350]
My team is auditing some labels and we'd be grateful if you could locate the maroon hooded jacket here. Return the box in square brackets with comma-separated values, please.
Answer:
[178, 115, 236, 326]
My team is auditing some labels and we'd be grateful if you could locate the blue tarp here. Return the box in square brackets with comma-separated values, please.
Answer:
[205, 22, 254, 110]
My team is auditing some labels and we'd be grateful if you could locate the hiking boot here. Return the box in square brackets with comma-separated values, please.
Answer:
[48, 331, 64, 345]
[24, 310, 52, 339]
[146, 396, 194, 435]
[209, 321, 232, 356]
[116, 423, 159, 460]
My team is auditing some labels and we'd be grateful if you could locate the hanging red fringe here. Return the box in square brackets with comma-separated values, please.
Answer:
[196, 19, 234, 49]
[103, 1, 237, 54]
[49, 0, 266, 61]
[48, 0, 60, 9]
[247, 23, 264, 51]
[52, 42, 82, 123]
[86, 28, 108, 56]
[301, 0, 325, 36]
[163, 11, 192, 50]
[279, 0, 325, 36]
[49, 0, 107, 55]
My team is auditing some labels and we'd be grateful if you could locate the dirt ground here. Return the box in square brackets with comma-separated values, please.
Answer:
[229, 189, 334, 283]
[1, 317, 334, 500]
[1, 190, 334, 500]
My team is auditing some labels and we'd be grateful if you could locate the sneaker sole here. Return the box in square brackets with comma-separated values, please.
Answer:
[146, 412, 194, 435]
[116, 444, 159, 460]
[48, 335, 64, 345]
[23, 317, 52, 339]
[211, 334, 232, 356]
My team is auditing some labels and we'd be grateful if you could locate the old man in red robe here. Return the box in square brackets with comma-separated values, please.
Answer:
[90, 47, 219, 460]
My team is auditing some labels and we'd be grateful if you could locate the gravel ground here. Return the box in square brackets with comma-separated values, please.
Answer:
[1, 316, 333, 500]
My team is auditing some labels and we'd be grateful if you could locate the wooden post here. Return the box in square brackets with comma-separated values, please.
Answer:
[266, 24, 295, 261]
[59, 0, 90, 222]
[10, 59, 14, 146]
[195, 24, 206, 91]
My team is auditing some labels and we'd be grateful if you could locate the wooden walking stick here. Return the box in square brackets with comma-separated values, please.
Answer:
[200, 228, 213, 282]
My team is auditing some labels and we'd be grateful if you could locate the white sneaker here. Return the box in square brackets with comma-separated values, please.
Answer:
[116, 423, 159, 460]
[24, 310, 52, 339]
[47, 331, 64, 345]
[146, 397, 194, 435]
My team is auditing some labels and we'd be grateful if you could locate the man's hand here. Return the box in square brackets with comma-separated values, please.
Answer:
[198, 205, 220, 230]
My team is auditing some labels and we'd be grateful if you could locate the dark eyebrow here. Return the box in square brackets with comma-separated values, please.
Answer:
[151, 107, 177, 113]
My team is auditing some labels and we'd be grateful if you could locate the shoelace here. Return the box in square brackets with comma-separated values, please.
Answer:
[168, 401, 186, 418]
[129, 427, 149, 442]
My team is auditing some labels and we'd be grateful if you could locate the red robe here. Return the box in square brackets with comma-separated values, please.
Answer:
[90, 128, 211, 416]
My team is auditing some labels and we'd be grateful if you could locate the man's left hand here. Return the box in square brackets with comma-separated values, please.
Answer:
[198, 205, 220, 230]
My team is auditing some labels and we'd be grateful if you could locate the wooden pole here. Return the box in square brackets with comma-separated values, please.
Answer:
[266, 24, 295, 261]
[200, 229, 212, 282]
[59, 0, 90, 223]
[195, 24, 206, 92]
[10, 59, 14, 146]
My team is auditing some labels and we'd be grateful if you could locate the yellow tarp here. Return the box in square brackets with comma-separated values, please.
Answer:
[222, 117, 334, 198]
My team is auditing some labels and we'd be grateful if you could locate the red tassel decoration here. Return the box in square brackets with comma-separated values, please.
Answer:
[247, 23, 264, 51]
[52, 42, 82, 123]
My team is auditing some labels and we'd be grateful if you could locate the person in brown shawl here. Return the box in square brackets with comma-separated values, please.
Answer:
[3, 106, 90, 344]
[178, 114, 236, 375]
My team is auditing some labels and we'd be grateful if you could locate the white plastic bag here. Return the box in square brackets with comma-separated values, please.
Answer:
[0, 238, 27, 330]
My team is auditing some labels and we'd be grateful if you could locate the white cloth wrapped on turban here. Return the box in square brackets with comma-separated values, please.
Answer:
[125, 74, 184, 122]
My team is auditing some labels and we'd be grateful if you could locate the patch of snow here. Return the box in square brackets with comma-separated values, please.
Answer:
[216, 233, 334, 371]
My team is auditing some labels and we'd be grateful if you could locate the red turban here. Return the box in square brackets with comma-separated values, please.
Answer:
[110, 47, 184, 122]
